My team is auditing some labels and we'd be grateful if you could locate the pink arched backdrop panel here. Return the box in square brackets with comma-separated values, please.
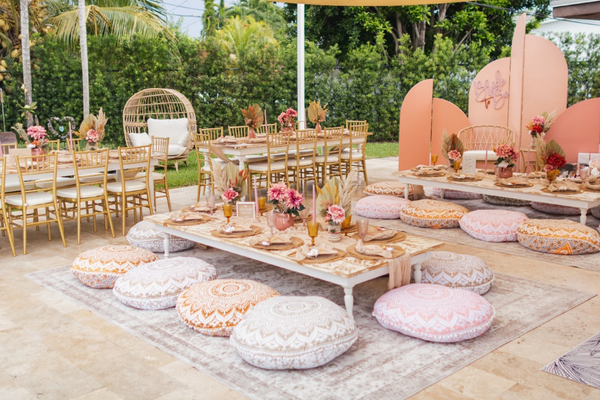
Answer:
[519, 35, 568, 149]
[468, 58, 510, 127]
[508, 14, 526, 145]
[432, 98, 471, 159]
[398, 79, 433, 170]
[546, 98, 600, 162]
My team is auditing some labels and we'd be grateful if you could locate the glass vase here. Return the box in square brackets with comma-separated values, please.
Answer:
[327, 224, 342, 242]
[274, 212, 294, 231]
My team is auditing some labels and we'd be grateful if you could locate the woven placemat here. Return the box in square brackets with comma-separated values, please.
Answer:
[447, 176, 483, 182]
[346, 245, 405, 261]
[412, 172, 445, 178]
[163, 214, 212, 227]
[541, 188, 582, 195]
[494, 182, 533, 188]
[181, 205, 214, 214]
[350, 231, 406, 244]
[211, 225, 262, 238]
[292, 249, 346, 264]
[252, 236, 304, 251]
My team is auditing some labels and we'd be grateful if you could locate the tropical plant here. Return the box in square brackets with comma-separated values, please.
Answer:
[215, 16, 278, 63]
[240, 103, 263, 129]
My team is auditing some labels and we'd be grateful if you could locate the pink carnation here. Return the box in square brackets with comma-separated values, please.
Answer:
[268, 182, 289, 203]
[327, 205, 346, 224]
[221, 188, 239, 204]
[286, 188, 304, 209]
[495, 144, 518, 159]
[27, 125, 47, 141]
[533, 115, 545, 126]
[448, 150, 461, 161]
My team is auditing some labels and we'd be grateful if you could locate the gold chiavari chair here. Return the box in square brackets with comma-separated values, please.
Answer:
[105, 144, 154, 235]
[71, 138, 84, 152]
[5, 152, 67, 254]
[247, 132, 290, 190]
[256, 123, 278, 134]
[145, 136, 172, 211]
[287, 129, 317, 192]
[341, 121, 369, 184]
[47, 139, 61, 152]
[228, 125, 249, 138]
[57, 149, 115, 244]
[0, 144, 33, 195]
[315, 126, 344, 186]
[0, 157, 17, 256]
[194, 128, 231, 200]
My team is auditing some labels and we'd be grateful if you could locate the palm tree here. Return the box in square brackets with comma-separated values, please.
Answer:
[216, 16, 278, 62]
[225, 0, 285, 37]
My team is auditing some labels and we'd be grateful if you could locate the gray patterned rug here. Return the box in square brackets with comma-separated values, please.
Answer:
[543, 332, 600, 389]
[27, 247, 594, 400]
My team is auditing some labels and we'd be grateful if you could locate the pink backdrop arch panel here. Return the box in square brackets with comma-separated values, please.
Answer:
[545, 98, 600, 163]
[468, 58, 510, 127]
[518, 34, 568, 149]
[432, 98, 471, 158]
[398, 79, 433, 170]
[508, 14, 527, 145]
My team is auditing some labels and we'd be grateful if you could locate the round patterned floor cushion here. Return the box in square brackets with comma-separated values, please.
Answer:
[400, 199, 468, 229]
[373, 284, 495, 342]
[126, 221, 195, 253]
[592, 206, 600, 220]
[530, 202, 581, 216]
[459, 210, 529, 242]
[177, 279, 279, 337]
[113, 257, 217, 310]
[355, 195, 411, 219]
[419, 251, 494, 294]
[71, 245, 158, 289]
[483, 195, 531, 207]
[517, 219, 600, 255]
[432, 188, 482, 200]
[230, 296, 357, 369]
[364, 181, 408, 197]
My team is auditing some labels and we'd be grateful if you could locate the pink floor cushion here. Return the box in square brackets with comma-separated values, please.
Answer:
[113, 257, 217, 310]
[177, 279, 279, 337]
[364, 181, 408, 197]
[400, 199, 468, 229]
[530, 202, 581, 216]
[355, 195, 411, 219]
[126, 221, 195, 253]
[432, 188, 483, 200]
[517, 219, 600, 255]
[483, 195, 530, 207]
[591, 206, 600, 220]
[230, 296, 357, 370]
[71, 245, 158, 289]
[419, 251, 494, 294]
[373, 284, 495, 342]
[459, 210, 529, 242]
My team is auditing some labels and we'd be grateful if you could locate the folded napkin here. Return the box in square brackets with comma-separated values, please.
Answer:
[191, 204, 210, 212]
[584, 177, 600, 190]
[547, 180, 580, 192]
[355, 241, 392, 258]
[499, 177, 529, 186]
[217, 136, 238, 144]
[388, 254, 412, 290]
[294, 244, 338, 261]
[249, 232, 293, 246]
[415, 165, 445, 171]
[363, 228, 397, 242]
[170, 212, 204, 222]
[219, 224, 253, 233]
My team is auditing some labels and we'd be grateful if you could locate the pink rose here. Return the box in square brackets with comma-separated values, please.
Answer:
[327, 205, 345, 224]
[221, 188, 239, 204]
[448, 150, 461, 161]
[86, 129, 100, 143]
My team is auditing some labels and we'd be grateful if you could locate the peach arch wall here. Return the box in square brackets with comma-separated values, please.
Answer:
[398, 79, 433, 170]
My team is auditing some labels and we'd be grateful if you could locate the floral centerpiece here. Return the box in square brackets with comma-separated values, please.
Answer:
[278, 108, 298, 133]
[26, 125, 48, 149]
[536, 139, 566, 182]
[221, 187, 240, 204]
[240, 104, 264, 139]
[267, 182, 305, 230]
[526, 110, 556, 149]
[442, 131, 464, 171]
[324, 204, 345, 226]
[78, 108, 108, 150]
[308, 100, 327, 133]
[211, 161, 248, 202]
[494, 144, 519, 178]
[316, 173, 357, 242]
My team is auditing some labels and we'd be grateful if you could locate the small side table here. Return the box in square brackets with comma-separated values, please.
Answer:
[520, 148, 539, 173]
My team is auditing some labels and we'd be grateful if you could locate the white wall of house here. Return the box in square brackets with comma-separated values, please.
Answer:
[533, 18, 600, 35]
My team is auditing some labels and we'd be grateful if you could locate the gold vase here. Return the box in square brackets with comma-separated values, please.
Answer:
[546, 169, 560, 183]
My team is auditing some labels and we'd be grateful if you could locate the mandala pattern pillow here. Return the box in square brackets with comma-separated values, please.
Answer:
[459, 210, 529, 242]
[419, 251, 494, 294]
[364, 181, 408, 197]
[400, 199, 468, 229]
[432, 188, 483, 200]
[230, 296, 357, 369]
[355, 195, 411, 219]
[71, 245, 158, 289]
[113, 257, 217, 310]
[517, 219, 600, 255]
[373, 284, 495, 342]
[530, 202, 581, 216]
[177, 279, 279, 337]
[483, 195, 531, 207]
[126, 221, 195, 253]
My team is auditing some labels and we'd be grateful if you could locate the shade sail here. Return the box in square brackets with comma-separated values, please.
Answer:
[268, 0, 467, 5]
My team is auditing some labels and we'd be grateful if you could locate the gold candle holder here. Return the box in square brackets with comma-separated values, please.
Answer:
[307, 221, 319, 246]
[223, 203, 233, 224]
[258, 196, 267, 216]
[342, 215, 352, 236]
[431, 154, 438, 166]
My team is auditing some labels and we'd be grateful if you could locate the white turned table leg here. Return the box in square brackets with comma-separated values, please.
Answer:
[163, 234, 171, 258]
[344, 286, 354, 319]
[413, 263, 423, 283]
[404, 185, 409, 199]
[580, 208, 588, 225]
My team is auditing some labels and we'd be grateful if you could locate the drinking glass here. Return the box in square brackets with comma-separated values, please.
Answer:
[258, 196, 267, 216]
[307, 221, 319, 246]
[356, 219, 369, 241]
[342, 215, 352, 236]
[206, 195, 216, 215]
[223, 203, 233, 224]
[298, 208, 310, 228]
[431, 154, 438, 166]
[266, 211, 277, 234]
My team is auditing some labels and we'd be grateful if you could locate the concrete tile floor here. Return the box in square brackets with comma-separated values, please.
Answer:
[1, 157, 599, 399]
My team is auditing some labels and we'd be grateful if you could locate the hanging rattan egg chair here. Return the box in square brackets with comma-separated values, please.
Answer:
[122, 88, 197, 170]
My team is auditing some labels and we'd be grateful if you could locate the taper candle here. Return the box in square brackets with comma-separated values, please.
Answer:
[312, 185, 317, 223]
[253, 176, 259, 212]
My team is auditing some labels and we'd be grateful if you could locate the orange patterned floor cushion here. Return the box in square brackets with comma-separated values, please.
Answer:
[517, 219, 600, 255]
[71, 245, 158, 289]
[483, 195, 530, 207]
[177, 279, 279, 337]
[432, 188, 482, 200]
[364, 181, 408, 197]
[400, 200, 469, 229]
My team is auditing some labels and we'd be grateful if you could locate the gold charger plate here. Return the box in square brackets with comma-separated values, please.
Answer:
[541, 188, 582, 195]
[447, 175, 483, 182]
[581, 185, 600, 193]
[252, 236, 304, 251]
[163, 214, 213, 227]
[412, 172, 446, 178]
[494, 182, 534, 188]
[181, 205, 214, 214]
[346, 245, 405, 261]
[293, 249, 346, 265]
[350, 231, 406, 244]
[211, 225, 262, 238]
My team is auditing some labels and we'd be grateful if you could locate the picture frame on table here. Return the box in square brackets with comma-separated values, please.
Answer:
[236, 202, 256, 219]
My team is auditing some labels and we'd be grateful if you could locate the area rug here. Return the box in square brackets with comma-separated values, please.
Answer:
[27, 247, 594, 400]
[543, 331, 600, 389]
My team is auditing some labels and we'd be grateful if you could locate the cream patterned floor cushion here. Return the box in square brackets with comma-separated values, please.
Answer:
[483, 195, 531, 207]
[230, 296, 357, 369]
[355, 195, 411, 219]
[364, 181, 408, 197]
[113, 257, 217, 310]
[177, 279, 279, 337]
[419, 251, 494, 294]
[517, 219, 600, 255]
[400, 199, 468, 229]
[373, 284, 495, 342]
[530, 202, 581, 216]
[432, 188, 482, 200]
[592, 206, 600, 220]
[127, 221, 195, 253]
[71, 245, 158, 289]
[460, 210, 528, 242]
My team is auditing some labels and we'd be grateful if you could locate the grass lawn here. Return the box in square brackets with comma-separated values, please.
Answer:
[166, 142, 398, 189]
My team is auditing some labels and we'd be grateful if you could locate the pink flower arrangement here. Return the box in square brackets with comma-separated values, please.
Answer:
[447, 150, 461, 161]
[267, 182, 305, 216]
[526, 111, 556, 138]
[86, 129, 100, 143]
[27, 125, 47, 141]
[494, 144, 519, 168]
[221, 188, 239, 204]
[324, 205, 345, 225]
[277, 108, 298, 127]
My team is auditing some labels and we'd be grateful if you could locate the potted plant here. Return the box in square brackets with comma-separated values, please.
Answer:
[241, 104, 264, 139]
[494, 144, 519, 178]
[308, 100, 327, 133]
[267, 182, 305, 231]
